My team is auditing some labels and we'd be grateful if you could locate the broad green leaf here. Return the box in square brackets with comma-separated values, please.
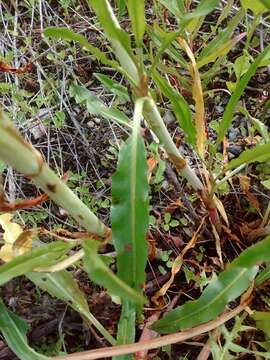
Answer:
[111, 99, 149, 293]
[126, 0, 145, 47]
[27, 270, 116, 345]
[241, 0, 268, 14]
[113, 300, 136, 360]
[152, 267, 257, 333]
[152, 70, 196, 147]
[70, 84, 130, 127]
[87, 0, 132, 56]
[83, 240, 145, 304]
[197, 33, 246, 69]
[93, 73, 130, 103]
[217, 44, 270, 145]
[226, 142, 270, 170]
[0, 301, 48, 360]
[43, 27, 118, 69]
[0, 241, 73, 286]
[198, 10, 244, 62]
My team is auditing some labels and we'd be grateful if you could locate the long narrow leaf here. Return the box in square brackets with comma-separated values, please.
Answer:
[0, 301, 48, 360]
[113, 300, 136, 360]
[153, 235, 270, 333]
[152, 267, 257, 334]
[43, 27, 119, 69]
[217, 44, 270, 145]
[70, 84, 131, 127]
[83, 240, 145, 304]
[230, 235, 270, 268]
[197, 33, 246, 69]
[0, 241, 73, 286]
[111, 98, 149, 292]
[197, 10, 244, 61]
[27, 270, 116, 345]
[87, 0, 131, 55]
[152, 70, 196, 147]
[226, 142, 270, 170]
[126, 0, 145, 47]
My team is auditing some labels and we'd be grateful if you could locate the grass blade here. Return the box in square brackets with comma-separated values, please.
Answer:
[0, 241, 73, 286]
[0, 301, 48, 360]
[83, 240, 145, 304]
[126, 0, 145, 47]
[226, 142, 270, 170]
[27, 270, 116, 345]
[111, 98, 149, 292]
[217, 44, 270, 145]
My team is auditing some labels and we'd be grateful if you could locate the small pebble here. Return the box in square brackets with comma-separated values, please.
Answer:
[228, 145, 242, 156]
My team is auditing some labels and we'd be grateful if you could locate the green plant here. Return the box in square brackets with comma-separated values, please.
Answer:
[0, 0, 270, 359]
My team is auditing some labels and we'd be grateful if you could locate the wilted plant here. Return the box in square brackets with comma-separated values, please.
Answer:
[0, 0, 270, 359]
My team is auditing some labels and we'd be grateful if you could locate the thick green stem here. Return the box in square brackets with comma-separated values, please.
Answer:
[143, 98, 204, 191]
[0, 111, 108, 237]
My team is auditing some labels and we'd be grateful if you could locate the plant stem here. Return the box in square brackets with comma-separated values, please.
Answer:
[143, 98, 204, 191]
[0, 111, 108, 237]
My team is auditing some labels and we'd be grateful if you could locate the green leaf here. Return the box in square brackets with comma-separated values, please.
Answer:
[126, 0, 145, 47]
[152, 70, 196, 147]
[198, 10, 244, 62]
[184, 0, 219, 20]
[111, 98, 149, 292]
[230, 236, 270, 268]
[217, 44, 270, 145]
[152, 267, 257, 333]
[241, 0, 268, 14]
[83, 240, 145, 304]
[0, 241, 73, 286]
[226, 142, 270, 170]
[70, 84, 130, 127]
[113, 300, 136, 360]
[93, 73, 130, 103]
[0, 301, 48, 360]
[87, 0, 132, 55]
[27, 270, 116, 345]
[197, 33, 246, 69]
[117, 0, 126, 16]
[153, 235, 270, 333]
[259, 0, 270, 9]
[43, 27, 118, 69]
[151, 0, 219, 68]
